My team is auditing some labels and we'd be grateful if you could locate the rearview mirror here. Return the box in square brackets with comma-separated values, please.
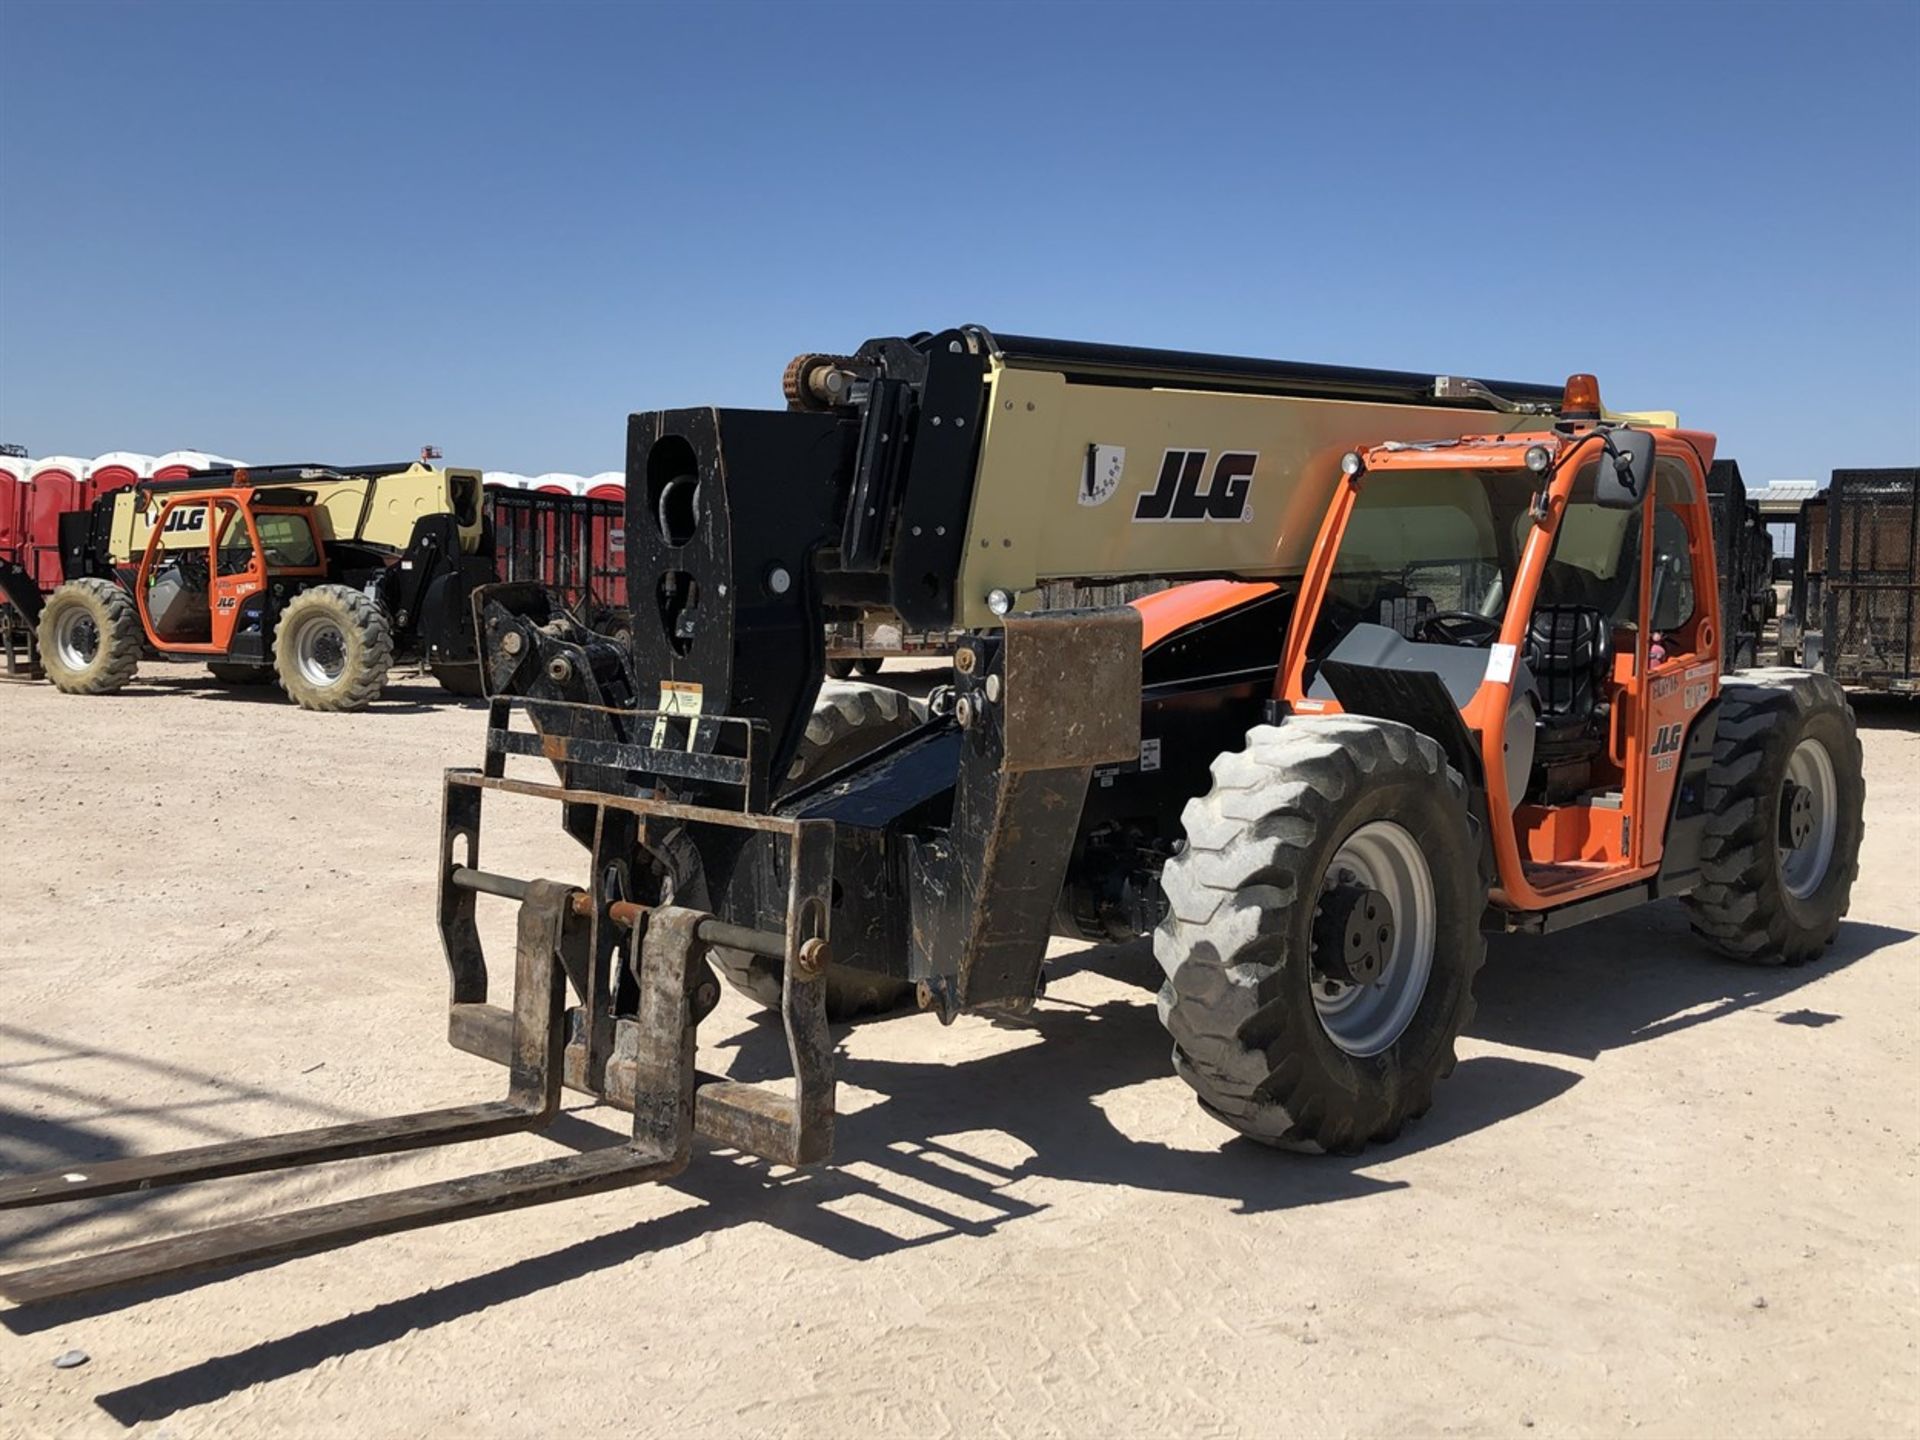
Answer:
[1597, 429, 1654, 511]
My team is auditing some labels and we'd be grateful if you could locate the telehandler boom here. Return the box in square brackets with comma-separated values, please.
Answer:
[0, 328, 1864, 1306]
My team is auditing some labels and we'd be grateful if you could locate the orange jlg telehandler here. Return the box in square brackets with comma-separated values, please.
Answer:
[0, 329, 1864, 1305]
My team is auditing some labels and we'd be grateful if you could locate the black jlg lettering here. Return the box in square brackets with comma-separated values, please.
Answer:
[1652, 723, 1684, 756]
[1133, 449, 1257, 522]
[162, 507, 207, 535]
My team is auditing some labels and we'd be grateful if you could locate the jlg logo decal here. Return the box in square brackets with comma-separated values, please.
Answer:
[162, 507, 207, 535]
[1652, 722, 1685, 772]
[1133, 449, 1257, 523]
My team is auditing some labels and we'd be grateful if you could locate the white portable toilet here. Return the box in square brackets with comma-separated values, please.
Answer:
[483, 471, 535, 490]
[151, 450, 242, 480]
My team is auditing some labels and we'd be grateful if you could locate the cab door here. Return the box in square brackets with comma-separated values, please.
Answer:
[209, 499, 268, 652]
[1633, 455, 1719, 868]
[133, 494, 217, 649]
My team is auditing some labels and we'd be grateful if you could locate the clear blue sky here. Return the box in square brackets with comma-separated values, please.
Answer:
[2, 1, 1915, 483]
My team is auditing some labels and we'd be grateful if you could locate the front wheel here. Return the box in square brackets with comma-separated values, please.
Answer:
[274, 586, 393, 712]
[1683, 669, 1865, 964]
[708, 680, 925, 1021]
[1155, 718, 1486, 1153]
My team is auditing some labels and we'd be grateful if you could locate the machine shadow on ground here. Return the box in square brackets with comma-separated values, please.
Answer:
[1471, 910, 1907, 1060]
[1847, 692, 1920, 730]
[0, 1024, 384, 1262]
[15, 896, 1900, 1422]
[54, 1029, 1581, 1423]
[74, 670, 470, 715]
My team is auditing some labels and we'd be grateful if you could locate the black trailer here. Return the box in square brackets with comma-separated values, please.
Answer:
[1812, 468, 1920, 693]
[483, 487, 626, 627]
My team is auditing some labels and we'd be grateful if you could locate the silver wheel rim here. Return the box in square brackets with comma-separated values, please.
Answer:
[1313, 821, 1436, 1057]
[1780, 737, 1838, 900]
[294, 617, 349, 687]
[53, 607, 101, 670]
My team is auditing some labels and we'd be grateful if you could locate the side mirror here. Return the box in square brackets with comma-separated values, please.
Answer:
[1597, 428, 1654, 511]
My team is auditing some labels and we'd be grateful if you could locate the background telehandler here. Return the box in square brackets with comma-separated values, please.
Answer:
[34, 459, 493, 709]
[0, 328, 1864, 1306]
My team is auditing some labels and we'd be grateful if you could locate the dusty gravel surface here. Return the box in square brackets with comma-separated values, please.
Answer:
[0, 663, 1915, 1439]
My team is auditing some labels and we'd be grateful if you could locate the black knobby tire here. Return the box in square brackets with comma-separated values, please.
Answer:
[206, 661, 276, 685]
[37, 579, 142, 695]
[1683, 668, 1864, 965]
[430, 661, 486, 697]
[1155, 717, 1486, 1154]
[856, 656, 884, 676]
[274, 585, 393, 712]
[708, 680, 924, 1021]
[825, 657, 857, 680]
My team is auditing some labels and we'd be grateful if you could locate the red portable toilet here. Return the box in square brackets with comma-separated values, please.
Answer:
[533, 472, 581, 496]
[0, 452, 27, 570]
[86, 451, 154, 502]
[25, 456, 88, 589]
[582, 474, 626, 605]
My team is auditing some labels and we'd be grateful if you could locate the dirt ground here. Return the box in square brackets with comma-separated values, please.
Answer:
[0, 662, 1915, 1439]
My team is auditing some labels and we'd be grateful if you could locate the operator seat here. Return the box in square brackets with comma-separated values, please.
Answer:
[1522, 604, 1611, 803]
[146, 550, 213, 643]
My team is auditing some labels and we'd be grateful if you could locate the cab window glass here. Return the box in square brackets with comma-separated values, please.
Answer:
[1654, 456, 1696, 505]
[254, 513, 320, 569]
[1537, 462, 1640, 621]
[1324, 468, 1532, 626]
[215, 504, 254, 577]
[1651, 504, 1696, 632]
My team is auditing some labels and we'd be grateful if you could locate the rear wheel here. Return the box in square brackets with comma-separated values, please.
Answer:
[709, 680, 925, 1021]
[856, 656, 884, 676]
[37, 579, 142, 695]
[274, 585, 392, 712]
[1683, 669, 1865, 964]
[825, 657, 857, 680]
[1155, 717, 1486, 1153]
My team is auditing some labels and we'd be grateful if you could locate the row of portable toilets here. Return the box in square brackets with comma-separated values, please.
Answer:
[485, 471, 628, 500]
[0, 452, 628, 592]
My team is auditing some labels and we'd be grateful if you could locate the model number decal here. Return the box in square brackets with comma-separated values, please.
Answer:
[1133, 449, 1257, 523]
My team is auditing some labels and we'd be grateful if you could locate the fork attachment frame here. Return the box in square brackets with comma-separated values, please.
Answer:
[0, 751, 837, 1306]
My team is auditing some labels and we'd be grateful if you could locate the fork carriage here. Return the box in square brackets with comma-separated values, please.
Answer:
[0, 694, 839, 1304]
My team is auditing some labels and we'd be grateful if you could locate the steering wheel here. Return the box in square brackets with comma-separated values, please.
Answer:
[1417, 610, 1502, 646]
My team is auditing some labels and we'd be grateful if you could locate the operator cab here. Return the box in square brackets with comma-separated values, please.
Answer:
[135, 483, 331, 653]
[1281, 376, 1720, 908]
